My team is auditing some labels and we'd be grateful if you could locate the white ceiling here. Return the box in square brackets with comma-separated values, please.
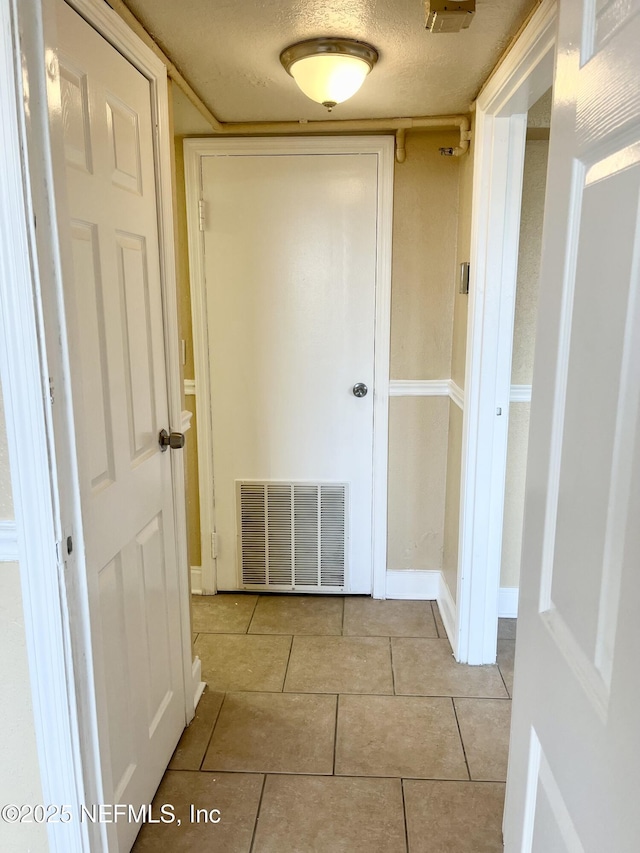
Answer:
[124, 0, 536, 123]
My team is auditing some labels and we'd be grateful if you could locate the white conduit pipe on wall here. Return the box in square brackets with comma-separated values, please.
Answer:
[108, 0, 471, 162]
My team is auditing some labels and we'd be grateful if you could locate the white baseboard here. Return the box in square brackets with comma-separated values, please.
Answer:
[191, 566, 203, 595]
[499, 586, 519, 618]
[385, 569, 457, 652]
[0, 520, 18, 562]
[385, 569, 441, 599]
[437, 575, 457, 650]
[191, 655, 205, 712]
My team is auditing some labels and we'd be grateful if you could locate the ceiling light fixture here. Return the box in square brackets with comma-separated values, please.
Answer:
[280, 37, 379, 112]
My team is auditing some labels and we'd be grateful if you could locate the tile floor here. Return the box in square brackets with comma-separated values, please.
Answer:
[133, 595, 516, 852]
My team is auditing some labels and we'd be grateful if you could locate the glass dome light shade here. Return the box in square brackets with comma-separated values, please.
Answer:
[280, 38, 379, 110]
[289, 53, 371, 107]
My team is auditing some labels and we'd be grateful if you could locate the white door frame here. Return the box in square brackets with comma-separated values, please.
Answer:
[184, 136, 394, 598]
[0, 0, 195, 849]
[456, 0, 557, 663]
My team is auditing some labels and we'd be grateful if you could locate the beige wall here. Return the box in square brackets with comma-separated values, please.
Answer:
[450, 116, 474, 390]
[390, 132, 460, 380]
[387, 131, 461, 570]
[387, 396, 449, 569]
[1, 378, 47, 851]
[173, 88, 465, 576]
[501, 137, 549, 588]
[441, 118, 475, 599]
[501, 403, 531, 588]
[0, 562, 48, 853]
[442, 402, 463, 601]
[172, 122, 202, 567]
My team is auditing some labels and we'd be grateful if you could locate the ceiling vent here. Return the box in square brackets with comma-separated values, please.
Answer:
[425, 1, 476, 33]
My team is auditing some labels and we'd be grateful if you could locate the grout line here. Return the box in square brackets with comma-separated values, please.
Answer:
[341, 597, 346, 635]
[430, 602, 441, 638]
[280, 635, 295, 692]
[248, 774, 267, 853]
[198, 687, 511, 699]
[401, 779, 410, 853]
[389, 636, 396, 695]
[333, 695, 340, 775]
[496, 652, 512, 698]
[451, 698, 472, 782]
[199, 691, 227, 770]
[193, 767, 473, 781]
[246, 596, 260, 634]
[194, 630, 448, 639]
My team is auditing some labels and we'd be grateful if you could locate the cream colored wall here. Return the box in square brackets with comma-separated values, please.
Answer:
[173, 87, 464, 576]
[441, 118, 475, 601]
[172, 123, 202, 567]
[0, 380, 47, 851]
[0, 562, 48, 853]
[387, 131, 461, 570]
[390, 132, 459, 380]
[442, 402, 463, 600]
[500, 136, 549, 589]
[387, 396, 449, 569]
[450, 116, 474, 390]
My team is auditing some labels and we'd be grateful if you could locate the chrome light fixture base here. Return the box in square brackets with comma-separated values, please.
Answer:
[280, 37, 379, 75]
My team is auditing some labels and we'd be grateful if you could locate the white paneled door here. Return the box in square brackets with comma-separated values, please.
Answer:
[56, 2, 185, 850]
[504, 1, 640, 850]
[198, 144, 384, 593]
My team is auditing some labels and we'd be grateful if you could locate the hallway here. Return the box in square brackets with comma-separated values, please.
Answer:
[133, 595, 515, 852]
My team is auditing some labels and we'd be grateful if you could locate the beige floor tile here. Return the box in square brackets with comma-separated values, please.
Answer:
[404, 780, 505, 852]
[196, 633, 292, 692]
[431, 602, 448, 640]
[454, 698, 512, 781]
[203, 692, 336, 774]
[169, 688, 224, 771]
[497, 639, 515, 697]
[191, 594, 258, 633]
[248, 595, 343, 635]
[498, 618, 517, 640]
[335, 694, 468, 779]
[252, 775, 406, 853]
[284, 636, 393, 694]
[132, 770, 263, 852]
[392, 638, 509, 698]
[343, 597, 438, 637]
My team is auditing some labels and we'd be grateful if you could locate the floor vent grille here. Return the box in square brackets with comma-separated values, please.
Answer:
[237, 482, 347, 590]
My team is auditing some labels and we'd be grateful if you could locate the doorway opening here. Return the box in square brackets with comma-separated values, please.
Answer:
[456, 0, 556, 664]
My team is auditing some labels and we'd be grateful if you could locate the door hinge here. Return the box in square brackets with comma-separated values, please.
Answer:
[211, 532, 218, 560]
[49, 377, 55, 404]
[198, 199, 206, 231]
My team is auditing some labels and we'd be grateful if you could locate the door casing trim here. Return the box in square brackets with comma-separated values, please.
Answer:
[456, 0, 557, 663]
[0, 1, 195, 849]
[184, 135, 394, 598]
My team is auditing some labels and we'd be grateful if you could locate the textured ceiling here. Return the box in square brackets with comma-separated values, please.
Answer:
[124, 0, 537, 123]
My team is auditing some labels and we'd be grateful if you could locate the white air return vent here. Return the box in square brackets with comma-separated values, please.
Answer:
[237, 482, 348, 591]
[425, 1, 475, 33]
